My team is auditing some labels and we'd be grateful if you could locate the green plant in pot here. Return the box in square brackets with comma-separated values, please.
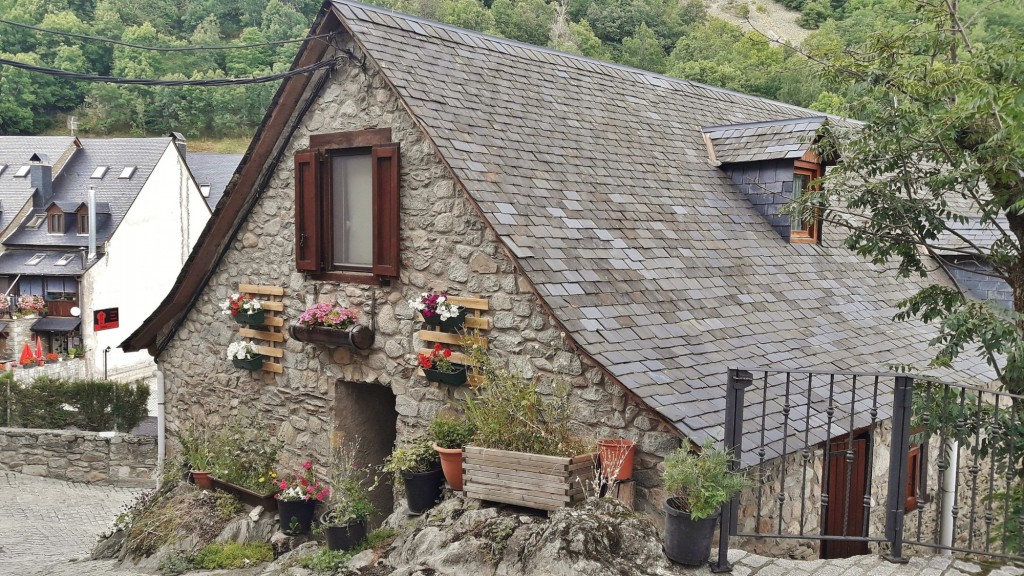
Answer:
[322, 438, 376, 551]
[662, 440, 748, 566]
[179, 425, 215, 489]
[382, 437, 442, 515]
[430, 414, 475, 491]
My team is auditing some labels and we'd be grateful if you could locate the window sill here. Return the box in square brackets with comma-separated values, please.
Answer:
[310, 270, 378, 285]
[790, 235, 819, 245]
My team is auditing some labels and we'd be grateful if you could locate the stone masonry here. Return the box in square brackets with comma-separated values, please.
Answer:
[157, 39, 682, 520]
[0, 427, 156, 487]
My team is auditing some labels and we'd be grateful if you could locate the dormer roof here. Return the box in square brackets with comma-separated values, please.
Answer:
[702, 116, 830, 165]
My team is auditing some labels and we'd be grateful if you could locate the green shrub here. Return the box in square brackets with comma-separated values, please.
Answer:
[207, 414, 282, 492]
[300, 548, 353, 574]
[429, 415, 475, 449]
[193, 542, 274, 569]
[663, 440, 748, 520]
[0, 376, 149, 431]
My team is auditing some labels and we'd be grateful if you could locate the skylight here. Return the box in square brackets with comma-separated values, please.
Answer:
[0, 165, 6, 176]
[25, 253, 46, 266]
[200, 185, 211, 198]
[91, 166, 108, 179]
[27, 214, 45, 229]
[55, 254, 75, 266]
[119, 167, 136, 179]
[14, 166, 30, 178]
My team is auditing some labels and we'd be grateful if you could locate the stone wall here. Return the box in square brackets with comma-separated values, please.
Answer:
[0, 427, 156, 487]
[10, 358, 87, 383]
[157, 38, 681, 520]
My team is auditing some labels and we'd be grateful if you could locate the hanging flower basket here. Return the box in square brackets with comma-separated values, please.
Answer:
[422, 308, 467, 332]
[289, 324, 374, 350]
[423, 364, 468, 386]
[233, 310, 266, 326]
[232, 355, 265, 371]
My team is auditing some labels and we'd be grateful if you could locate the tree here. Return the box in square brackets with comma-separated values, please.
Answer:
[813, 0, 1024, 395]
[490, 0, 553, 46]
[618, 23, 666, 73]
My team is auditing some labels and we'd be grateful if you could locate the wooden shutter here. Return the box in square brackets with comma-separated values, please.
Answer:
[294, 150, 321, 272]
[372, 143, 400, 277]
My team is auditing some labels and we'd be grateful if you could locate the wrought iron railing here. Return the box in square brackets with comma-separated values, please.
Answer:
[714, 368, 1024, 571]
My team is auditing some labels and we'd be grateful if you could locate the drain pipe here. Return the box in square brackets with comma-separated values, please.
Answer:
[155, 365, 166, 488]
[939, 439, 958, 553]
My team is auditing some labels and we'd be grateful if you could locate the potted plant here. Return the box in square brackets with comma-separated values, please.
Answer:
[45, 353, 59, 363]
[221, 293, 265, 326]
[289, 303, 374, 350]
[409, 291, 466, 331]
[662, 440, 748, 566]
[274, 460, 330, 534]
[597, 439, 637, 481]
[430, 415, 475, 491]
[17, 295, 44, 318]
[227, 340, 264, 371]
[418, 344, 467, 386]
[383, 437, 444, 515]
[179, 426, 215, 489]
[205, 414, 283, 510]
[322, 439, 375, 551]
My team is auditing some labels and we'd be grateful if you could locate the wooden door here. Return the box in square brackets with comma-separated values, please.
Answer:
[820, 435, 870, 559]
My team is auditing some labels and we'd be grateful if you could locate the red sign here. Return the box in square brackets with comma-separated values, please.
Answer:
[94, 308, 119, 331]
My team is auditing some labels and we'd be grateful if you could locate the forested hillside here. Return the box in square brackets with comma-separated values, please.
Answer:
[0, 0, 1020, 139]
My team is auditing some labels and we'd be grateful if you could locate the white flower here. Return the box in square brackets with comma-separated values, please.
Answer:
[226, 340, 258, 361]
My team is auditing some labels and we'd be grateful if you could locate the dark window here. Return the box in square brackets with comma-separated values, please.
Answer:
[791, 161, 823, 244]
[78, 211, 89, 234]
[47, 213, 64, 234]
[905, 442, 928, 512]
[294, 129, 400, 280]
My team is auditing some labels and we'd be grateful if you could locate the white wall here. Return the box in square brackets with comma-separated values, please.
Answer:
[82, 142, 209, 376]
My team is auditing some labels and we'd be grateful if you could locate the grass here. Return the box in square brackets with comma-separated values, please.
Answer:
[124, 486, 241, 557]
[299, 528, 399, 575]
[193, 542, 274, 569]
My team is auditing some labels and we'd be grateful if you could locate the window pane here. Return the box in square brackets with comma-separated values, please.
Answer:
[331, 154, 373, 268]
[792, 173, 808, 232]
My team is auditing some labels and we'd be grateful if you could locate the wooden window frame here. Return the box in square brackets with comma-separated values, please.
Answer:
[47, 212, 64, 235]
[77, 210, 89, 235]
[790, 160, 823, 244]
[905, 438, 929, 513]
[294, 128, 400, 283]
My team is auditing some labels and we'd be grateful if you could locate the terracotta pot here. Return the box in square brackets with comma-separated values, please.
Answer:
[434, 444, 464, 491]
[191, 470, 213, 489]
[598, 439, 637, 481]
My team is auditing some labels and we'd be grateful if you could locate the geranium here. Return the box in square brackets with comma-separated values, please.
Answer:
[272, 460, 330, 502]
[298, 303, 359, 329]
[220, 293, 262, 316]
[17, 295, 44, 313]
[226, 340, 259, 361]
[408, 291, 461, 321]
[418, 343, 459, 373]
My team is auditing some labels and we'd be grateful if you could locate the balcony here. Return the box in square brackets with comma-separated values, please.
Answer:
[46, 299, 79, 317]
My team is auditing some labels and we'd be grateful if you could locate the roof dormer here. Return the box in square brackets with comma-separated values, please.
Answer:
[702, 117, 833, 244]
[45, 203, 65, 235]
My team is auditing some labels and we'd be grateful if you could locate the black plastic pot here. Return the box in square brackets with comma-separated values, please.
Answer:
[277, 498, 317, 534]
[422, 364, 468, 386]
[403, 466, 445, 514]
[664, 499, 719, 566]
[232, 355, 264, 371]
[322, 515, 367, 551]
[234, 310, 266, 326]
[421, 308, 467, 332]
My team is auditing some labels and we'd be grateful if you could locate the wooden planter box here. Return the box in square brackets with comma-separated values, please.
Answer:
[462, 446, 598, 511]
[210, 477, 278, 511]
[289, 324, 374, 350]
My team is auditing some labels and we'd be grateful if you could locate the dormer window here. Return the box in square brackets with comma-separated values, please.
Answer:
[78, 211, 89, 235]
[48, 212, 64, 234]
[790, 161, 823, 244]
[91, 166, 108, 179]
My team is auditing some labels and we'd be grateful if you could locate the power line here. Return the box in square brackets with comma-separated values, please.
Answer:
[0, 56, 336, 86]
[0, 17, 333, 52]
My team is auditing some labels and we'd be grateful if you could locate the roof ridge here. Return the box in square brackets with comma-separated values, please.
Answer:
[332, 0, 825, 117]
[702, 116, 829, 133]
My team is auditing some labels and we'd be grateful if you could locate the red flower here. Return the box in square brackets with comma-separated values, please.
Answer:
[433, 343, 442, 352]
[443, 348, 452, 358]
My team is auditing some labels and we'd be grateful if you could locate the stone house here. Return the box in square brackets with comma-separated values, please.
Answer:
[0, 135, 213, 380]
[121, 0, 994, 549]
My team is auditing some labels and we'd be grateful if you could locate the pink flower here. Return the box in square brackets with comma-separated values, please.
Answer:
[278, 480, 287, 490]
[302, 460, 312, 470]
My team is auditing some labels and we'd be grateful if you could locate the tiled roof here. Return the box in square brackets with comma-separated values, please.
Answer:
[702, 117, 828, 164]
[331, 0, 995, 444]
[187, 153, 243, 210]
[0, 136, 79, 232]
[0, 249, 87, 276]
[3, 138, 170, 249]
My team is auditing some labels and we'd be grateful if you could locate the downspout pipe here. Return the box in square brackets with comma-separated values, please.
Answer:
[939, 439, 958, 553]
[155, 365, 166, 488]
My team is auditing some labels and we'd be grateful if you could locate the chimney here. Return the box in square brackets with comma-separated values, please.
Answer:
[29, 153, 53, 206]
[88, 186, 97, 261]
[169, 132, 186, 161]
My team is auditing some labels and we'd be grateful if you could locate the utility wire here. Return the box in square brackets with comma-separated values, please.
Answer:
[0, 56, 336, 86]
[0, 17, 332, 52]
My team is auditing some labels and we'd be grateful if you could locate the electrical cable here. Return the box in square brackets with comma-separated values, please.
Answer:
[0, 56, 336, 86]
[0, 17, 333, 52]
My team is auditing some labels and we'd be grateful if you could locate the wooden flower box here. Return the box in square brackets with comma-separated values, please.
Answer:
[210, 477, 278, 511]
[289, 324, 374, 350]
[462, 446, 597, 511]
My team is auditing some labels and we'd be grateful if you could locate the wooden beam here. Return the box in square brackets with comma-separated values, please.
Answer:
[239, 284, 285, 296]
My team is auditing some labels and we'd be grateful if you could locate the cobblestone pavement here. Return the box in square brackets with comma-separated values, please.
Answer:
[0, 471, 142, 576]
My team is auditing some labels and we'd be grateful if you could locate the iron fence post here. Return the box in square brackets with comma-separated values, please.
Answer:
[884, 375, 913, 564]
[713, 368, 752, 573]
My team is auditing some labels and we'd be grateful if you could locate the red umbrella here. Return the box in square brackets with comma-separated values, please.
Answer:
[35, 335, 43, 360]
[18, 343, 33, 365]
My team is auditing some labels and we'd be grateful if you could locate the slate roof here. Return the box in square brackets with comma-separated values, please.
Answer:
[3, 138, 170, 249]
[702, 117, 828, 165]
[0, 249, 87, 276]
[330, 0, 994, 445]
[187, 153, 243, 210]
[0, 136, 79, 232]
